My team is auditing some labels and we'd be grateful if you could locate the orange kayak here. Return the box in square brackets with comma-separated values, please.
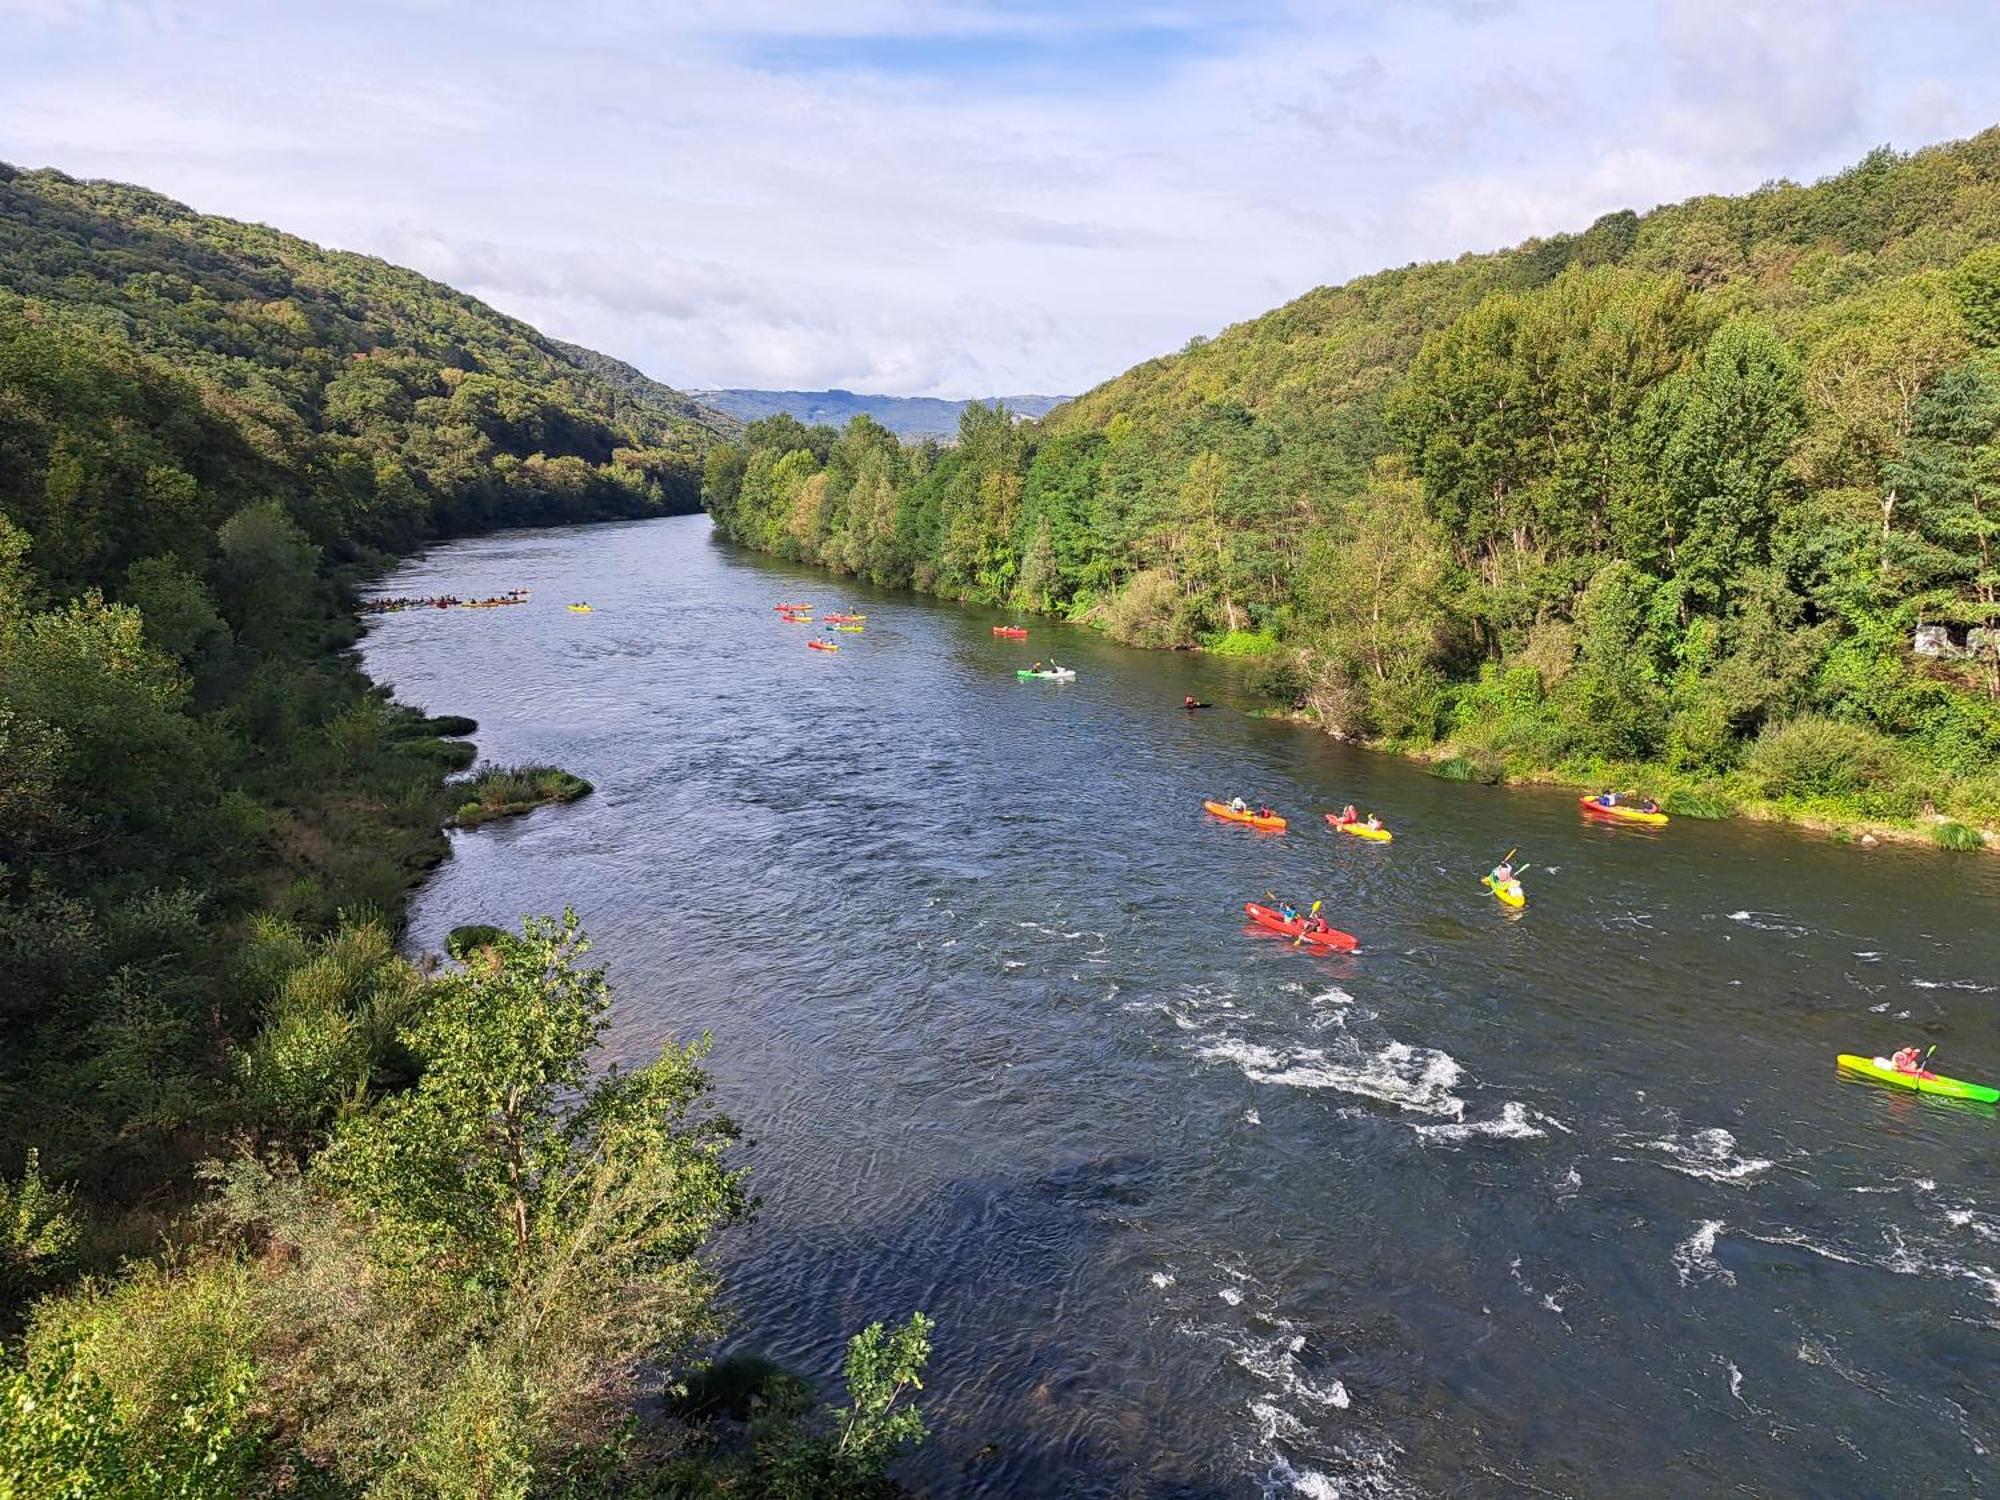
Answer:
[1243, 902, 1357, 952]
[807, 640, 839, 652]
[1204, 800, 1286, 831]
[992, 626, 1029, 638]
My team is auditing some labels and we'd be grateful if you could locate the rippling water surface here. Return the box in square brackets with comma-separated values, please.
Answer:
[361, 516, 2000, 1498]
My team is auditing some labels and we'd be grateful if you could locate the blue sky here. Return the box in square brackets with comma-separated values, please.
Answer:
[2, 1, 1997, 397]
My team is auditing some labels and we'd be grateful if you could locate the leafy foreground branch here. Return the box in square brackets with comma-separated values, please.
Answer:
[0, 914, 933, 1498]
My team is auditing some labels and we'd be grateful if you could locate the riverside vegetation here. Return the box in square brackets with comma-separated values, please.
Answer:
[703, 131, 2000, 845]
[0, 166, 930, 1495]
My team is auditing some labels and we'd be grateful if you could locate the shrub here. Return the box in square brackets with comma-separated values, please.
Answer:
[1431, 751, 1504, 784]
[1247, 652, 1309, 707]
[1097, 569, 1195, 648]
[453, 766, 593, 827]
[1742, 716, 1902, 803]
[445, 924, 506, 959]
[1662, 787, 1737, 820]
[1931, 821, 1985, 851]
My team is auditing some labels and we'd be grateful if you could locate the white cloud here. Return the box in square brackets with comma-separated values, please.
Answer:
[2, 1, 1996, 396]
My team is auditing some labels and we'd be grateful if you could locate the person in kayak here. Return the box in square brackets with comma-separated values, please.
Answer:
[1491, 860, 1515, 884]
[1257, 805, 1276, 820]
[1184, 694, 1198, 709]
[1363, 813, 1383, 831]
[1891, 1045, 1927, 1074]
[1031, 660, 1044, 673]
[1336, 804, 1358, 825]
[1229, 796, 1249, 813]
[1278, 902, 1298, 922]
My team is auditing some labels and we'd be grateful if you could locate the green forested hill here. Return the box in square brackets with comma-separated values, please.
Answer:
[707, 131, 2000, 838]
[0, 163, 729, 552]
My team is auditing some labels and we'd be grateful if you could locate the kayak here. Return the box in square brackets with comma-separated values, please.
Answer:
[566, 604, 593, 613]
[992, 626, 1029, 638]
[1182, 701, 1212, 710]
[833, 624, 864, 632]
[1837, 1054, 1999, 1103]
[1326, 815, 1392, 843]
[1243, 902, 1358, 952]
[1204, 800, 1286, 831]
[1482, 874, 1526, 908]
[1580, 796, 1668, 826]
[826, 612, 866, 622]
[1017, 668, 1076, 681]
[774, 602, 810, 610]
[807, 640, 839, 652]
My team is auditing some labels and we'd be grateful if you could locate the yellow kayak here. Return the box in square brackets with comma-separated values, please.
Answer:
[566, 604, 593, 613]
[1580, 796, 1667, 826]
[833, 624, 864, 632]
[1483, 874, 1525, 908]
[1326, 815, 1393, 843]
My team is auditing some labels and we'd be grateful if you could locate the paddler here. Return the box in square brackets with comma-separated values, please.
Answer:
[1363, 813, 1383, 831]
[1184, 694, 1198, 709]
[1229, 796, 1249, 814]
[1336, 803, 1358, 825]
[1891, 1045, 1926, 1075]
[1490, 859, 1515, 886]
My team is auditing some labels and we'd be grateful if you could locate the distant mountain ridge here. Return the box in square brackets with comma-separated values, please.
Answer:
[694, 387, 1067, 440]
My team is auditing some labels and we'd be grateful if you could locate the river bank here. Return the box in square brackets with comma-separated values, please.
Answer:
[1248, 704, 1996, 854]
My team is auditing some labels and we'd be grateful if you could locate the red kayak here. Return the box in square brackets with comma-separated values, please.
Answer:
[992, 625, 1029, 638]
[1243, 902, 1358, 953]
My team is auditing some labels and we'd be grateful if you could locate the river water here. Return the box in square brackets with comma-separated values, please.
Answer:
[360, 515, 2000, 1498]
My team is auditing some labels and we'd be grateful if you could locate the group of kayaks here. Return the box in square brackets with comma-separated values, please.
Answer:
[1205, 785, 1995, 1109]
[775, 601, 866, 651]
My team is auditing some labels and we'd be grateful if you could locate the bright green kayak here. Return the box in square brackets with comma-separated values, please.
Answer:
[1016, 668, 1076, 681]
[1837, 1054, 1999, 1103]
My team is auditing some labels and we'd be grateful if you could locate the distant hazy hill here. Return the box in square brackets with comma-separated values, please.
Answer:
[694, 387, 1067, 440]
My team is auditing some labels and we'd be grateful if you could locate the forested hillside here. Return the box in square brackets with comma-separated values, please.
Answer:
[706, 132, 2000, 838]
[0, 163, 730, 550]
[0, 173, 930, 1492]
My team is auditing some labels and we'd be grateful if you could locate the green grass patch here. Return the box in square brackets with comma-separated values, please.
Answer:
[1201, 629, 1281, 657]
[453, 764, 593, 828]
[1431, 756, 1473, 781]
[1931, 821, 1986, 851]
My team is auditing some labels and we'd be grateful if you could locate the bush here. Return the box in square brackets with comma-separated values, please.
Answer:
[1247, 652, 1309, 707]
[1662, 787, 1737, 820]
[445, 924, 506, 959]
[453, 766, 594, 827]
[1931, 821, 1985, 851]
[1742, 716, 1902, 804]
[1098, 569, 1196, 649]
[1431, 751, 1505, 784]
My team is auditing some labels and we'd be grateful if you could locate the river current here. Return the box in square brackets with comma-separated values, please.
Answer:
[360, 514, 2000, 1498]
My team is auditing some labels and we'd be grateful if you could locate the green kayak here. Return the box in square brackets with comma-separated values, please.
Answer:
[1015, 668, 1076, 681]
[1837, 1054, 1999, 1104]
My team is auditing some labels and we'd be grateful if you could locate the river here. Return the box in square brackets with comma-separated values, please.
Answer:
[359, 514, 2000, 1498]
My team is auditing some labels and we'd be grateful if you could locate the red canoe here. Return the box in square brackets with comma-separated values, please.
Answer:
[1243, 902, 1358, 952]
[992, 625, 1029, 638]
